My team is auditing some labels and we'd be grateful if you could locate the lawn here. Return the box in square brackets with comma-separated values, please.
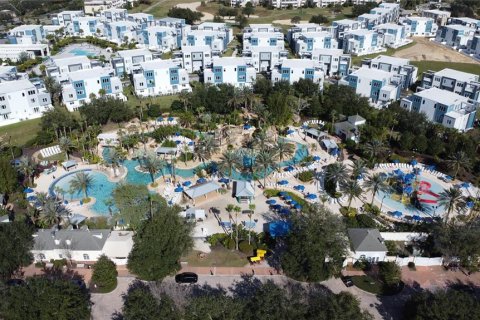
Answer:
[181, 247, 249, 267]
[351, 275, 383, 295]
[264, 189, 307, 207]
[411, 61, 480, 78]
[0, 118, 42, 147]
[144, 0, 200, 18]
[124, 86, 178, 112]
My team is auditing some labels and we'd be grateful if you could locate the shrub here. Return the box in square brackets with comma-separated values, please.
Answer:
[146, 104, 162, 118]
[92, 255, 118, 293]
[223, 237, 236, 250]
[385, 240, 397, 255]
[379, 261, 402, 289]
[408, 262, 416, 270]
[297, 170, 314, 182]
[364, 203, 381, 216]
[238, 240, 253, 255]
[161, 140, 177, 148]
[207, 233, 227, 246]
[339, 207, 357, 217]
[34, 261, 45, 268]
[52, 259, 67, 269]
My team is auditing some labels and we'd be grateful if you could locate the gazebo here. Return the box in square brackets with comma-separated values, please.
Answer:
[234, 180, 255, 204]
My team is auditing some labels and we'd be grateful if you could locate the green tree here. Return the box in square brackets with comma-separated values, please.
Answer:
[18, 156, 35, 186]
[218, 150, 241, 179]
[242, 2, 255, 17]
[91, 255, 118, 293]
[325, 162, 348, 194]
[0, 158, 18, 194]
[58, 136, 72, 160]
[69, 172, 95, 200]
[364, 173, 388, 205]
[167, 7, 204, 24]
[185, 294, 244, 320]
[363, 139, 385, 162]
[309, 14, 329, 24]
[113, 184, 154, 232]
[308, 291, 373, 320]
[0, 222, 33, 280]
[254, 149, 277, 187]
[281, 205, 348, 282]
[140, 152, 164, 184]
[446, 150, 471, 180]
[378, 261, 402, 289]
[274, 139, 295, 162]
[38, 195, 71, 228]
[0, 276, 91, 320]
[120, 281, 180, 320]
[127, 200, 193, 280]
[438, 187, 464, 224]
[108, 147, 126, 177]
[340, 178, 363, 211]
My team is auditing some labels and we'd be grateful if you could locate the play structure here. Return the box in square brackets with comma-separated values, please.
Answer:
[417, 181, 440, 204]
[249, 249, 267, 264]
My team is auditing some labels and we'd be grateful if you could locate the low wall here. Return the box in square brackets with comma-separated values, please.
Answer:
[380, 232, 428, 242]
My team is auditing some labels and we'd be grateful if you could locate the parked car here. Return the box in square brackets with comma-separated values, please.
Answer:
[341, 276, 353, 287]
[175, 272, 198, 284]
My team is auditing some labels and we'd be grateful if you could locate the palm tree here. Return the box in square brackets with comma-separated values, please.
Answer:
[438, 187, 464, 224]
[248, 204, 255, 245]
[363, 139, 385, 162]
[39, 197, 71, 228]
[178, 91, 191, 112]
[252, 130, 272, 151]
[18, 156, 35, 186]
[54, 186, 65, 202]
[109, 147, 126, 177]
[227, 88, 244, 111]
[218, 150, 241, 179]
[59, 136, 72, 161]
[233, 205, 241, 250]
[350, 159, 367, 179]
[141, 153, 163, 184]
[69, 172, 95, 200]
[254, 149, 277, 187]
[446, 151, 471, 180]
[273, 139, 295, 163]
[196, 135, 217, 166]
[325, 162, 348, 191]
[340, 178, 363, 211]
[364, 173, 388, 206]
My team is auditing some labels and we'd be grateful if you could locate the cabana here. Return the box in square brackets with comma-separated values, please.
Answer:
[181, 207, 206, 220]
[62, 160, 78, 171]
[321, 139, 339, 154]
[155, 146, 177, 158]
[234, 180, 255, 204]
[183, 181, 221, 205]
[97, 133, 119, 146]
[305, 128, 327, 141]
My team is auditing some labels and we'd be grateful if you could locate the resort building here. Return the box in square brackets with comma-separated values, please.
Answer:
[243, 30, 285, 52]
[174, 45, 214, 73]
[98, 8, 128, 22]
[435, 24, 475, 48]
[342, 29, 386, 56]
[422, 9, 451, 26]
[339, 67, 401, 106]
[203, 57, 256, 88]
[132, 59, 191, 97]
[357, 13, 384, 30]
[448, 17, 480, 31]
[374, 23, 411, 48]
[420, 68, 480, 102]
[403, 17, 438, 37]
[0, 78, 52, 126]
[7, 25, 45, 44]
[32, 228, 134, 266]
[287, 23, 323, 44]
[347, 228, 387, 264]
[104, 21, 138, 45]
[361, 55, 417, 89]
[334, 115, 366, 143]
[243, 46, 288, 72]
[369, 3, 400, 24]
[0, 44, 49, 62]
[45, 56, 97, 82]
[271, 59, 325, 89]
[0, 66, 27, 83]
[85, 0, 127, 15]
[70, 16, 102, 37]
[196, 22, 233, 40]
[183, 181, 221, 205]
[301, 48, 351, 77]
[182, 29, 229, 54]
[137, 25, 179, 52]
[61, 67, 125, 111]
[51, 10, 84, 27]
[234, 180, 255, 204]
[292, 31, 339, 55]
[111, 48, 157, 76]
[465, 36, 480, 59]
[400, 87, 477, 132]
[331, 19, 366, 40]
[127, 13, 155, 28]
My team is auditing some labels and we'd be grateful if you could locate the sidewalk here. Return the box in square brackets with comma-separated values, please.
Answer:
[180, 265, 281, 276]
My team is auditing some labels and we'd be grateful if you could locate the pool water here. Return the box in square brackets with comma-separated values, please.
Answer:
[376, 176, 446, 217]
[70, 48, 96, 56]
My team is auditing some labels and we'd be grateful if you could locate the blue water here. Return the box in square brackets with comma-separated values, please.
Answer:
[376, 176, 446, 218]
[50, 143, 309, 215]
[70, 48, 96, 56]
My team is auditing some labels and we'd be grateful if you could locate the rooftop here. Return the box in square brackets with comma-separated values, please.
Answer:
[0, 79, 35, 94]
[212, 57, 249, 67]
[52, 55, 90, 66]
[117, 48, 153, 58]
[346, 29, 375, 36]
[184, 181, 221, 199]
[375, 23, 404, 30]
[350, 67, 392, 79]
[68, 67, 114, 81]
[348, 228, 387, 252]
[371, 55, 410, 66]
[444, 24, 475, 31]
[280, 59, 320, 69]
[139, 59, 181, 70]
[333, 19, 359, 26]
[33, 229, 110, 251]
[234, 180, 255, 198]
[414, 87, 470, 105]
[423, 9, 451, 15]
[434, 68, 478, 82]
[9, 24, 41, 32]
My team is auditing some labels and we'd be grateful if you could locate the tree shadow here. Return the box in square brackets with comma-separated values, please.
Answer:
[374, 281, 423, 320]
[229, 274, 263, 299]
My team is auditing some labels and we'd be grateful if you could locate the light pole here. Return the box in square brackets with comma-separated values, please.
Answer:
[380, 194, 387, 212]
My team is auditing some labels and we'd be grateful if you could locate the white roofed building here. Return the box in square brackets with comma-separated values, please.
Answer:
[420, 68, 480, 102]
[204, 57, 256, 88]
[271, 59, 325, 90]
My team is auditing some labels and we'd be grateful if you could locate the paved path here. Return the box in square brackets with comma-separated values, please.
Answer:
[91, 277, 134, 320]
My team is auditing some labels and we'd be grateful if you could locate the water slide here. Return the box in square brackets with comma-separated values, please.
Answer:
[418, 198, 437, 204]
[418, 181, 440, 198]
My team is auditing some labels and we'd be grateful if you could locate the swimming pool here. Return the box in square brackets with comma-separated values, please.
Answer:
[69, 48, 96, 56]
[50, 169, 116, 214]
[376, 175, 446, 218]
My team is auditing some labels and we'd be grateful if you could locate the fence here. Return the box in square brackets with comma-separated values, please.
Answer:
[385, 256, 443, 267]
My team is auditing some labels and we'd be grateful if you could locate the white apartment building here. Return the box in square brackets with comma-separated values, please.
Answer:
[422, 9, 451, 26]
[370, 3, 400, 24]
[332, 19, 366, 40]
[0, 66, 28, 83]
[128, 13, 155, 28]
[174, 45, 214, 73]
[0, 78, 52, 126]
[465, 36, 480, 59]
[287, 23, 323, 44]
[183, 30, 229, 54]
[111, 48, 156, 76]
[374, 23, 411, 48]
[133, 59, 191, 97]
[196, 22, 233, 42]
[448, 17, 480, 31]
[243, 46, 288, 72]
[85, 0, 126, 15]
[292, 31, 339, 54]
[245, 24, 280, 33]
[361, 55, 418, 89]
[7, 25, 45, 44]
[403, 17, 437, 37]
[271, 59, 325, 89]
[51, 10, 84, 27]
[0, 44, 49, 62]
[339, 67, 401, 106]
[70, 16, 102, 37]
[420, 68, 480, 102]
[342, 29, 386, 56]
[301, 48, 351, 77]
[104, 21, 138, 45]
[204, 57, 256, 88]
[243, 31, 284, 51]
[357, 13, 384, 30]
[61, 67, 125, 111]
[137, 25, 178, 52]
[99, 8, 128, 23]
[435, 24, 475, 48]
[45, 56, 95, 82]
[401, 87, 477, 132]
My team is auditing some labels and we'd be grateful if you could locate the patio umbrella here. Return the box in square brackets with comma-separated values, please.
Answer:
[175, 140, 181, 144]
[404, 186, 413, 195]
[392, 159, 400, 163]
[175, 132, 180, 136]
[278, 180, 289, 185]
[393, 169, 404, 176]
[392, 211, 402, 217]
[444, 176, 453, 181]
[197, 178, 207, 184]
[284, 195, 292, 201]
[294, 204, 302, 210]
[182, 181, 192, 187]
[312, 156, 321, 161]
[412, 215, 422, 222]
[174, 187, 184, 192]
[285, 166, 294, 172]
[305, 194, 317, 200]
[290, 200, 297, 206]
[266, 199, 276, 205]
[461, 182, 471, 189]
[157, 117, 164, 122]
[294, 185, 305, 191]
[411, 159, 418, 166]
[218, 178, 229, 184]
[279, 208, 291, 215]
[287, 129, 295, 135]
[27, 195, 37, 201]
[168, 117, 174, 121]
[272, 204, 282, 210]
[188, 141, 194, 146]
[466, 201, 475, 209]
[243, 124, 251, 130]
[23, 188, 34, 193]
[278, 191, 287, 197]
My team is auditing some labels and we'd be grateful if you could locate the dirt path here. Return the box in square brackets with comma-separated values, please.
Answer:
[393, 37, 478, 63]
[273, 19, 309, 25]
[177, 2, 214, 21]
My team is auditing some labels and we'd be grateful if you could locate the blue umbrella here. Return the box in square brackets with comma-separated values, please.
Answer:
[287, 129, 294, 134]
[168, 117, 174, 121]
[182, 181, 192, 187]
[278, 191, 287, 197]
[294, 185, 305, 191]
[174, 187, 184, 192]
[412, 215, 421, 221]
[411, 159, 418, 166]
[393, 169, 404, 176]
[197, 178, 207, 184]
[284, 195, 292, 201]
[392, 211, 402, 217]
[157, 117, 164, 122]
[27, 195, 37, 201]
[312, 156, 321, 161]
[294, 204, 302, 210]
[278, 180, 289, 185]
[305, 194, 317, 200]
[427, 164, 436, 171]
[219, 178, 229, 183]
[461, 182, 471, 189]
[188, 141, 194, 146]
[175, 140, 181, 144]
[404, 186, 413, 195]
[444, 176, 453, 181]
[290, 200, 297, 206]
[285, 166, 294, 172]
[243, 124, 251, 130]
[467, 201, 475, 208]
[175, 132, 180, 136]
[272, 204, 282, 210]
[279, 208, 291, 215]
[392, 159, 400, 163]
[266, 199, 276, 205]
[23, 188, 34, 193]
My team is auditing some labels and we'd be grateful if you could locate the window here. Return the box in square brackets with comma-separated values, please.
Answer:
[1, 105, 5, 109]
[139, 82, 144, 86]
[34, 107, 39, 112]
[0, 96, 5, 101]
[3, 114, 7, 119]
[28, 90, 35, 95]
[22, 93, 25, 97]
[42, 98, 47, 102]
[58, 254, 63, 259]
[83, 254, 90, 260]
[69, 94, 73, 98]
[31, 98, 35, 103]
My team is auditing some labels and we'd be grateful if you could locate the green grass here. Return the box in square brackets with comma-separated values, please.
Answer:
[411, 61, 480, 78]
[182, 247, 248, 267]
[124, 87, 178, 111]
[264, 189, 307, 207]
[0, 118, 41, 146]
[144, 0, 199, 17]
[351, 275, 383, 295]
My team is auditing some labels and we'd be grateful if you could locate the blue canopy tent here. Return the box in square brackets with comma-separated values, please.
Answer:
[290, 200, 297, 206]
[269, 221, 291, 238]
[188, 141, 194, 146]
[287, 129, 295, 135]
[312, 156, 321, 161]
[220, 221, 232, 228]
[183, 181, 192, 187]
[174, 187, 184, 192]
[461, 182, 471, 189]
[305, 193, 317, 200]
[294, 185, 305, 191]
[278, 180, 289, 185]
[266, 199, 276, 205]
[197, 178, 207, 184]
[284, 195, 292, 201]
[404, 186, 414, 195]
[393, 169, 404, 176]
[168, 117, 174, 121]
[392, 211, 402, 217]
[23, 188, 34, 193]
[427, 164, 436, 171]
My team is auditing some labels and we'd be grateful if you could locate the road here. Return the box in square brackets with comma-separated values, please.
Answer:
[91, 275, 410, 320]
